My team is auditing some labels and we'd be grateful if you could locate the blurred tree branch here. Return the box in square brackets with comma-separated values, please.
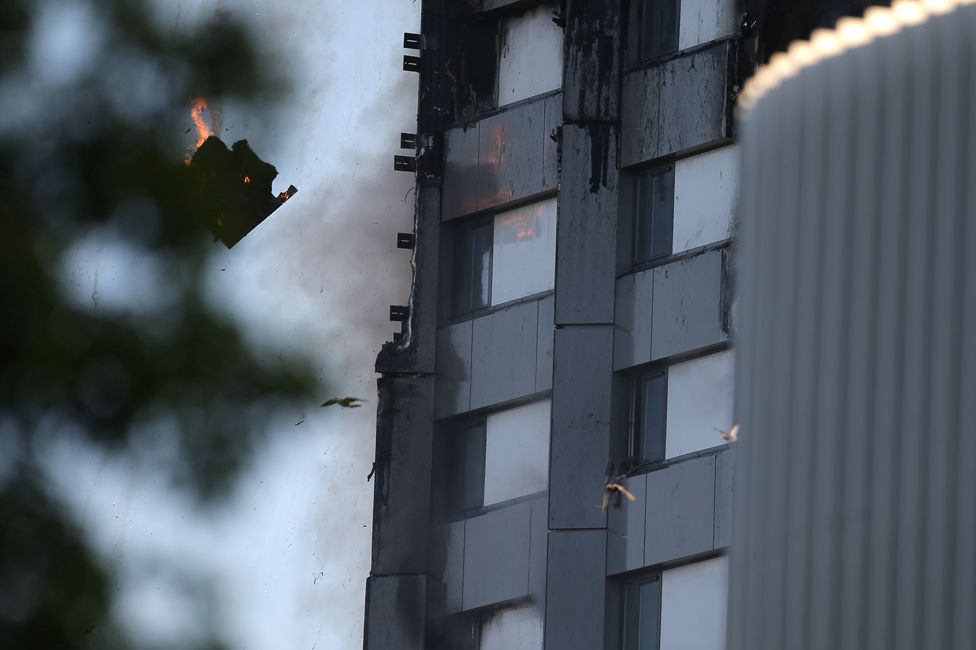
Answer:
[0, 0, 317, 647]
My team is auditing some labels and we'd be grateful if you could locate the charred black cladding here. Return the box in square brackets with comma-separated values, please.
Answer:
[186, 136, 297, 248]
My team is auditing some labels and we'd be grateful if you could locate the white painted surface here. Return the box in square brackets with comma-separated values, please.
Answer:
[673, 145, 738, 254]
[665, 349, 734, 458]
[678, 0, 737, 50]
[480, 602, 545, 650]
[483, 400, 551, 506]
[491, 198, 557, 305]
[660, 556, 729, 650]
[498, 5, 563, 106]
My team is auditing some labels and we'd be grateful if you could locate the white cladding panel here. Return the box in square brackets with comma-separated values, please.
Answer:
[480, 602, 544, 650]
[483, 400, 551, 506]
[498, 5, 564, 106]
[660, 556, 729, 650]
[677, 0, 737, 50]
[665, 349, 734, 458]
[491, 199, 557, 306]
[673, 145, 737, 254]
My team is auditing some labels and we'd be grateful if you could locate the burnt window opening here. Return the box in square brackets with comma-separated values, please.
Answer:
[628, 0, 678, 66]
[620, 573, 663, 650]
[629, 370, 667, 464]
[445, 198, 557, 320]
[632, 166, 675, 267]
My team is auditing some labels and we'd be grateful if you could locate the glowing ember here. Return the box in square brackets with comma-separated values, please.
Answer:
[243, 176, 251, 184]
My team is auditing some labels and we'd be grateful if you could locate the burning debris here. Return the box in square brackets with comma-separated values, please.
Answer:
[184, 98, 298, 248]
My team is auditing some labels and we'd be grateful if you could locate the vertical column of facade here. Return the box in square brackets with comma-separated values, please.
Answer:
[422, 2, 564, 648]
[603, 1, 743, 649]
[543, 2, 623, 649]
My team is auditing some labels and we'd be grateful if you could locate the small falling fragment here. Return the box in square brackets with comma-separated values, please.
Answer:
[321, 397, 367, 408]
[366, 462, 376, 482]
[295, 417, 304, 426]
[602, 482, 637, 512]
[716, 424, 740, 442]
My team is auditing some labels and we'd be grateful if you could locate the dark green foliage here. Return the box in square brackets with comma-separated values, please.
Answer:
[0, 0, 318, 647]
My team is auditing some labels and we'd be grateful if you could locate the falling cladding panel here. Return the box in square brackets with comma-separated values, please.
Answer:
[462, 501, 533, 609]
[607, 473, 648, 575]
[470, 301, 539, 410]
[621, 42, 732, 167]
[478, 99, 549, 212]
[364, 575, 427, 650]
[644, 455, 716, 566]
[535, 295, 554, 392]
[544, 531, 607, 650]
[555, 124, 619, 325]
[613, 270, 653, 371]
[434, 321, 473, 419]
[650, 248, 727, 361]
[442, 126, 480, 220]
[549, 326, 614, 529]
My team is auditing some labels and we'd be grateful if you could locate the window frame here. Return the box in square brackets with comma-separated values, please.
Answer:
[628, 368, 668, 464]
[631, 164, 675, 268]
[446, 195, 558, 321]
[628, 0, 680, 67]
[620, 572, 662, 650]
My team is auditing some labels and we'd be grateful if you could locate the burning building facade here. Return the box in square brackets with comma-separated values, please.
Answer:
[364, 1, 744, 648]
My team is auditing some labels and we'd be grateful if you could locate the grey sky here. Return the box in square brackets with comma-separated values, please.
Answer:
[46, 0, 420, 647]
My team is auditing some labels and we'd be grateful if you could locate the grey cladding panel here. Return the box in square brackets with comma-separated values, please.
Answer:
[536, 296, 554, 392]
[529, 497, 549, 599]
[613, 270, 653, 370]
[650, 249, 726, 361]
[544, 530, 607, 650]
[549, 326, 614, 529]
[463, 501, 533, 609]
[470, 301, 539, 409]
[607, 473, 647, 575]
[562, 0, 621, 121]
[428, 521, 465, 615]
[479, 100, 546, 212]
[621, 43, 731, 166]
[364, 575, 427, 650]
[644, 455, 716, 565]
[714, 447, 735, 549]
[435, 321, 473, 418]
[543, 93, 562, 191]
[556, 124, 619, 325]
[442, 126, 480, 220]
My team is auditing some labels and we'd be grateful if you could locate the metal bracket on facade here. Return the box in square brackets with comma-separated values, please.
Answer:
[402, 55, 421, 72]
[400, 133, 417, 149]
[403, 32, 424, 50]
[396, 233, 416, 249]
[393, 155, 417, 172]
[389, 305, 410, 322]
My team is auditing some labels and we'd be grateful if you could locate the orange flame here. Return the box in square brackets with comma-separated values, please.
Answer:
[190, 97, 213, 149]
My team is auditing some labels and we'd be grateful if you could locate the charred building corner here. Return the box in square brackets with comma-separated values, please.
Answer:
[364, 1, 901, 649]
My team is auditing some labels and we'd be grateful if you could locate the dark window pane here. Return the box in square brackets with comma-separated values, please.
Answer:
[633, 167, 674, 265]
[622, 576, 661, 650]
[452, 219, 491, 315]
[638, 0, 677, 62]
[445, 421, 486, 514]
[631, 372, 667, 462]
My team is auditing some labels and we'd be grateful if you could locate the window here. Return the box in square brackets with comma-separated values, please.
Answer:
[498, 5, 563, 106]
[479, 602, 544, 650]
[450, 198, 557, 317]
[621, 574, 662, 650]
[441, 400, 551, 516]
[632, 166, 674, 266]
[629, 371, 667, 463]
[632, 0, 678, 64]
[659, 557, 728, 649]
